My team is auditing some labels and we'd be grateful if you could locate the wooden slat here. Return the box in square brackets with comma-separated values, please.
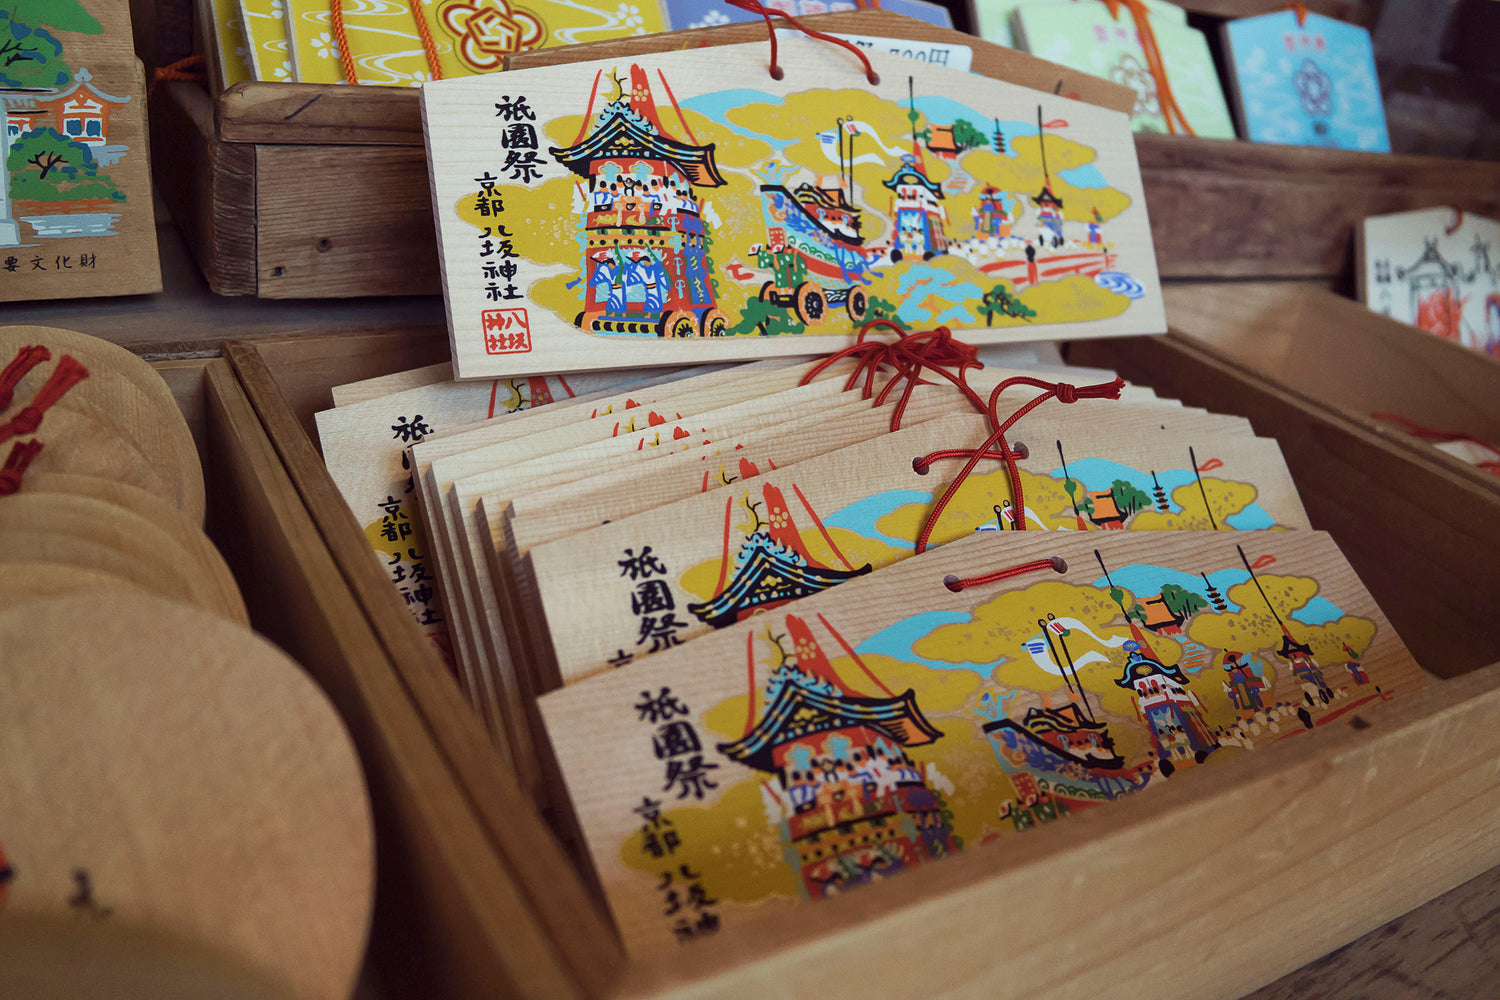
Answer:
[253, 145, 441, 298]
[1138, 135, 1500, 280]
[213, 11, 1134, 146]
[1068, 333, 1500, 680]
[149, 82, 259, 296]
[202, 359, 590, 999]
[224, 340, 627, 998]
[607, 663, 1500, 1000]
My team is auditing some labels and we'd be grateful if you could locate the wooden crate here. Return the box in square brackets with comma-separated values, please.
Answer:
[150, 9, 1500, 298]
[216, 325, 1500, 1000]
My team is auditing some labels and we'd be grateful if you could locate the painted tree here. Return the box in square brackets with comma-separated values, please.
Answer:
[7, 1, 102, 34]
[1159, 583, 1208, 620]
[1109, 480, 1153, 518]
[978, 284, 1036, 325]
[0, 12, 71, 88]
[951, 119, 988, 152]
[7, 128, 123, 202]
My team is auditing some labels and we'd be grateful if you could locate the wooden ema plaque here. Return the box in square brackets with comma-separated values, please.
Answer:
[1, 2, 161, 301]
[422, 35, 1165, 376]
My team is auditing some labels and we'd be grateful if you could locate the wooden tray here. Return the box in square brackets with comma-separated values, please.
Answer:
[219, 325, 1500, 999]
[151, 9, 1500, 298]
[1160, 282, 1500, 497]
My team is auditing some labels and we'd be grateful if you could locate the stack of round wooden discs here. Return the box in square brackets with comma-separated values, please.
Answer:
[0, 328, 375, 999]
[0, 326, 235, 621]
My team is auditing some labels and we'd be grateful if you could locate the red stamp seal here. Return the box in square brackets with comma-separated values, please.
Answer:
[482, 309, 532, 355]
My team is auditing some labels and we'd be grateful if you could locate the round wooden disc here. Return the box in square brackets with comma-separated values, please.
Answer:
[18, 476, 247, 626]
[7, 405, 175, 508]
[0, 562, 144, 606]
[0, 494, 244, 623]
[0, 914, 296, 1000]
[0, 594, 373, 1000]
[0, 326, 204, 523]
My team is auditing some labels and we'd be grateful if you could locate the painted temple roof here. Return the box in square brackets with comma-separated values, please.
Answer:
[1114, 652, 1190, 689]
[686, 534, 871, 628]
[550, 102, 726, 187]
[718, 682, 943, 774]
[881, 161, 945, 199]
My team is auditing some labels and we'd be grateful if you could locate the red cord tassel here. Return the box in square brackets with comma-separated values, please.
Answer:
[0, 439, 44, 496]
[0, 345, 52, 414]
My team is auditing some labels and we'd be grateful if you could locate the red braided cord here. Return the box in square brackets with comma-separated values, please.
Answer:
[0, 439, 44, 496]
[724, 0, 880, 84]
[914, 376, 1125, 553]
[0, 345, 51, 413]
[801, 320, 987, 431]
[945, 556, 1067, 592]
[0, 355, 89, 445]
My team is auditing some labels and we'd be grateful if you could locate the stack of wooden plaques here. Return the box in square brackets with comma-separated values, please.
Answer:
[0, 326, 375, 1000]
[314, 339, 1429, 958]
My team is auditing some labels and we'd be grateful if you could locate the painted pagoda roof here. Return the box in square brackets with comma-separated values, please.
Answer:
[549, 101, 726, 187]
[881, 160, 944, 199]
[718, 681, 942, 773]
[1277, 633, 1314, 659]
[1114, 651, 1189, 689]
[687, 533, 871, 628]
[1033, 183, 1064, 208]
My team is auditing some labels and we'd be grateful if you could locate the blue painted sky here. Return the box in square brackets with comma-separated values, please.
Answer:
[822, 488, 929, 550]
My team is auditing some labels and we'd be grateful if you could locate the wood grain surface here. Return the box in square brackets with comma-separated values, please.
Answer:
[0, 593, 372, 1000]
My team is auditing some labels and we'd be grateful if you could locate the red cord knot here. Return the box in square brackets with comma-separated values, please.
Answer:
[943, 556, 1068, 593]
[914, 375, 1126, 554]
[724, 0, 881, 84]
[804, 320, 987, 431]
[0, 439, 43, 496]
[0, 354, 89, 445]
[0, 345, 52, 414]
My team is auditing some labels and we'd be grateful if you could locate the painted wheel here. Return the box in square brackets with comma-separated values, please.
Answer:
[658, 310, 698, 339]
[845, 288, 868, 322]
[793, 283, 826, 326]
[578, 312, 600, 333]
[700, 309, 728, 338]
[759, 280, 776, 302]
[890, 248, 903, 264]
